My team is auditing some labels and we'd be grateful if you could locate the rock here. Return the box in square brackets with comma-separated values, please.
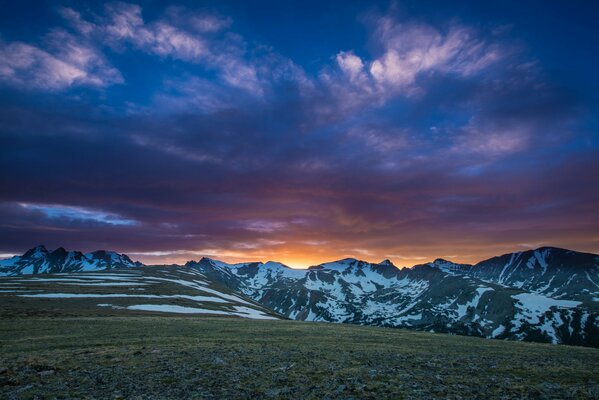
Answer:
[276, 363, 295, 371]
[0, 375, 19, 386]
[335, 384, 346, 393]
[11, 383, 33, 393]
[265, 388, 282, 397]
[212, 357, 225, 366]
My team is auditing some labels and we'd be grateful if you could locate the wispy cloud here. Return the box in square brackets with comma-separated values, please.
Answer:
[244, 220, 288, 233]
[60, 3, 280, 96]
[19, 203, 137, 226]
[317, 12, 506, 118]
[1, 2, 304, 96]
[369, 19, 502, 88]
[0, 33, 122, 90]
[450, 118, 531, 158]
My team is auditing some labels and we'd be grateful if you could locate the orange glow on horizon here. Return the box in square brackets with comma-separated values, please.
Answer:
[128, 240, 599, 270]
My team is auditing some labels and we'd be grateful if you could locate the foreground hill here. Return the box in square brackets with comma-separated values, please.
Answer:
[0, 266, 279, 320]
[1, 316, 598, 399]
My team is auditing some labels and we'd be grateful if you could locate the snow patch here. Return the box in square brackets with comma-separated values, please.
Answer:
[19, 293, 229, 302]
[96, 303, 278, 320]
[454, 287, 493, 318]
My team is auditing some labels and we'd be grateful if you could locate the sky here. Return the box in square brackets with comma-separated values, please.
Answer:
[0, 0, 598, 268]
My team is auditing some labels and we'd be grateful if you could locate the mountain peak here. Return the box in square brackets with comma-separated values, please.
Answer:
[23, 245, 49, 258]
[426, 258, 472, 274]
[334, 257, 360, 264]
[309, 258, 367, 271]
[263, 261, 291, 269]
[379, 259, 394, 266]
[51, 247, 68, 256]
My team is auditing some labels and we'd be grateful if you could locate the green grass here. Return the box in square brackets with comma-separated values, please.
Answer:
[1, 316, 598, 399]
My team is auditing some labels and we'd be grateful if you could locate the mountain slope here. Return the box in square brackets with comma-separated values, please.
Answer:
[0, 245, 141, 276]
[0, 265, 280, 320]
[425, 247, 599, 302]
[466, 247, 599, 301]
[187, 252, 599, 347]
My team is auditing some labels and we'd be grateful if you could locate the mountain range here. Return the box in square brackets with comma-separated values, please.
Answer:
[0, 245, 140, 275]
[1, 245, 598, 347]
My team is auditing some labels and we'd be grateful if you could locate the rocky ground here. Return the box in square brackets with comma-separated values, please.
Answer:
[1, 316, 599, 399]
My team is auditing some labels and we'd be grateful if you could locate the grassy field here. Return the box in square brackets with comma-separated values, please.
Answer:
[1, 316, 599, 399]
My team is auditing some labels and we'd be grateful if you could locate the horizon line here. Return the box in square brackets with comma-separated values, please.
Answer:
[2, 243, 596, 270]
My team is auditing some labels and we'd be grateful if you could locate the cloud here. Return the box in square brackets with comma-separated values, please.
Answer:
[59, 7, 96, 35]
[369, 20, 502, 88]
[189, 15, 232, 33]
[346, 126, 410, 155]
[336, 51, 366, 82]
[19, 203, 137, 226]
[303, 240, 328, 246]
[60, 3, 270, 95]
[0, 33, 122, 90]
[0, 3, 596, 266]
[244, 220, 288, 233]
[150, 75, 247, 114]
[2, 3, 298, 96]
[317, 13, 506, 119]
[102, 3, 208, 62]
[451, 119, 530, 157]
[146, 23, 207, 61]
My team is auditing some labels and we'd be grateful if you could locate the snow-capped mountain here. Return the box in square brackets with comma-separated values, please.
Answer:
[1, 245, 598, 346]
[425, 258, 472, 274]
[0, 245, 141, 276]
[467, 247, 599, 301]
[425, 247, 599, 302]
[187, 248, 599, 347]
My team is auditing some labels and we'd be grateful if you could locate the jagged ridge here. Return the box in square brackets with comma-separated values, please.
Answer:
[0, 245, 141, 275]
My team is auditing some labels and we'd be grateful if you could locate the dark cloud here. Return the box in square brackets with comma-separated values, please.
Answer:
[0, 2, 597, 267]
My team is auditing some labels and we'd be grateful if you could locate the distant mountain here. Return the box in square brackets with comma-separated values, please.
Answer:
[0, 245, 141, 275]
[425, 258, 472, 274]
[1, 245, 598, 346]
[187, 248, 599, 347]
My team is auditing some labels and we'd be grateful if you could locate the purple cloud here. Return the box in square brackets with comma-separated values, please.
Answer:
[0, 2, 596, 267]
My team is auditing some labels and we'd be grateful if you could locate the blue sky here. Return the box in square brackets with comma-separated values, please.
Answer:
[0, 0, 597, 267]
